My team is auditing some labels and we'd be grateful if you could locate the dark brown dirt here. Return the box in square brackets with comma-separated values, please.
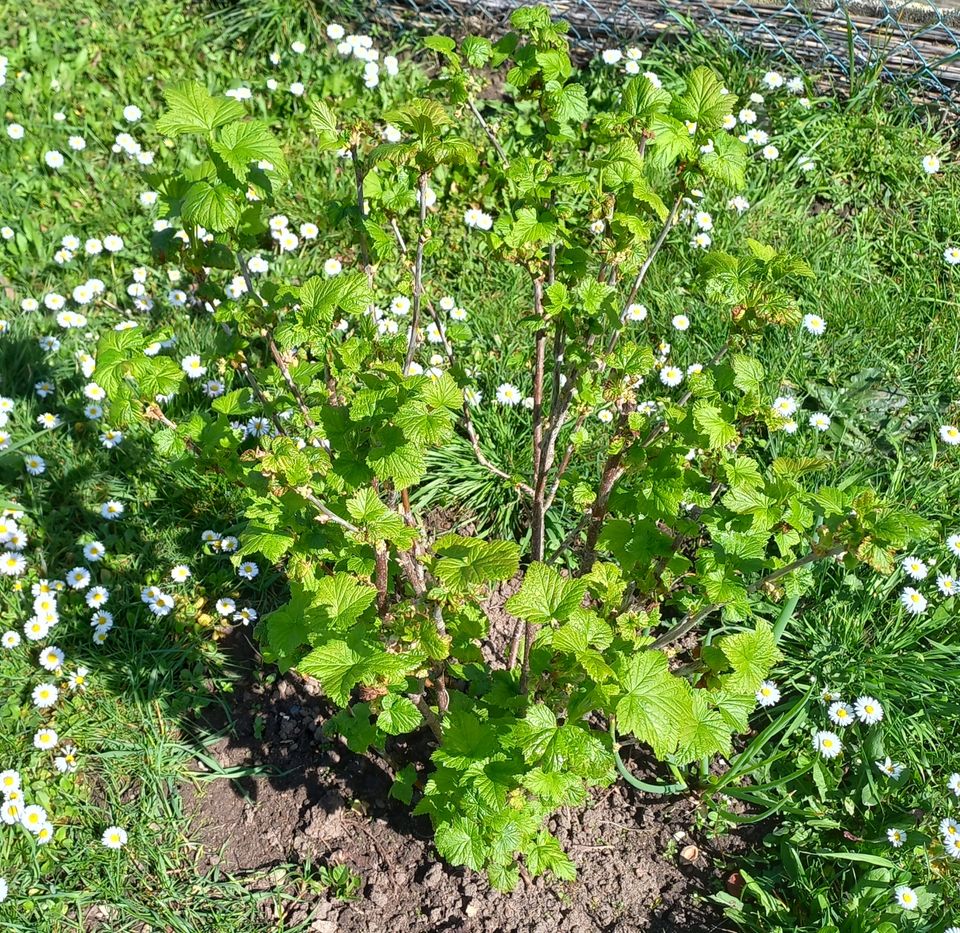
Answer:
[181, 629, 738, 933]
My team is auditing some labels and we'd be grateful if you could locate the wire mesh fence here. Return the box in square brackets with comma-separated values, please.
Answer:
[371, 0, 960, 109]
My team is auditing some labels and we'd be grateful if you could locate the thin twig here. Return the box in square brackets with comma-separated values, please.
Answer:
[468, 97, 509, 168]
[403, 173, 430, 375]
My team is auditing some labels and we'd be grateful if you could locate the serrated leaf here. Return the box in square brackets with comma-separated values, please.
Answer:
[526, 830, 576, 880]
[435, 818, 487, 870]
[547, 82, 587, 124]
[674, 67, 733, 133]
[346, 488, 417, 549]
[693, 400, 738, 449]
[212, 120, 288, 179]
[327, 703, 376, 753]
[378, 694, 423, 735]
[615, 651, 690, 758]
[312, 572, 377, 630]
[432, 535, 520, 593]
[298, 640, 366, 706]
[521, 768, 587, 806]
[699, 131, 747, 189]
[675, 690, 731, 763]
[156, 81, 245, 136]
[239, 525, 295, 562]
[506, 207, 557, 249]
[718, 621, 781, 693]
[505, 563, 586, 625]
[309, 99, 342, 149]
[622, 75, 671, 122]
[182, 180, 241, 232]
[390, 764, 418, 805]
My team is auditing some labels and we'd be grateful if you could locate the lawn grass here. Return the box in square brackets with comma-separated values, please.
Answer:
[0, 0, 958, 927]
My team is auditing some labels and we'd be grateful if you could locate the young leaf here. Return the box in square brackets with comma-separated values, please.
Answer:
[718, 621, 781, 693]
[212, 120, 288, 180]
[526, 830, 576, 880]
[615, 651, 690, 758]
[378, 694, 423, 735]
[182, 181, 242, 232]
[435, 818, 488, 870]
[505, 563, 587, 625]
[156, 81, 245, 136]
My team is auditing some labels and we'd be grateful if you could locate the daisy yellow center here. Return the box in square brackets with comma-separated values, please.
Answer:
[865, 705, 875, 714]
[823, 739, 834, 748]
[910, 594, 920, 603]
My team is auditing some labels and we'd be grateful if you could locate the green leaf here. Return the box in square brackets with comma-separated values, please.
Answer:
[675, 690, 731, 762]
[128, 356, 184, 398]
[510, 704, 559, 763]
[615, 651, 690, 758]
[378, 694, 423, 735]
[346, 488, 417, 549]
[432, 535, 520, 593]
[390, 764, 418, 805]
[731, 354, 764, 396]
[462, 36, 493, 67]
[308, 100, 342, 150]
[546, 82, 588, 124]
[182, 181, 241, 232]
[712, 690, 754, 732]
[693, 400, 738, 449]
[327, 703, 376, 753]
[312, 572, 377, 631]
[674, 67, 733, 133]
[420, 372, 463, 411]
[505, 563, 587, 626]
[239, 525, 295, 562]
[435, 818, 487, 870]
[622, 75, 671, 121]
[212, 120, 288, 180]
[156, 81, 245, 136]
[423, 35, 457, 54]
[718, 621, 781, 694]
[521, 768, 587, 806]
[298, 640, 365, 706]
[699, 132, 747, 189]
[526, 831, 576, 881]
[506, 207, 557, 249]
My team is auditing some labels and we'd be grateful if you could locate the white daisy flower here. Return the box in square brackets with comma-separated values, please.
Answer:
[901, 556, 928, 580]
[101, 826, 128, 849]
[812, 730, 842, 759]
[899, 586, 927, 614]
[854, 696, 883, 725]
[755, 681, 780, 707]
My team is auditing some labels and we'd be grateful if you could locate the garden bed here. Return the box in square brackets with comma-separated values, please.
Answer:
[183, 631, 734, 932]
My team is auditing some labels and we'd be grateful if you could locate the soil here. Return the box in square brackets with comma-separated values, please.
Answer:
[180, 628, 740, 933]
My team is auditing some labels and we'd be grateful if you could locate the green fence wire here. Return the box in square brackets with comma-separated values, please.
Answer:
[370, 0, 960, 108]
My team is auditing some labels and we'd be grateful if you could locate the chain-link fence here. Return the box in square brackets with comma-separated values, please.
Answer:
[372, 0, 960, 109]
